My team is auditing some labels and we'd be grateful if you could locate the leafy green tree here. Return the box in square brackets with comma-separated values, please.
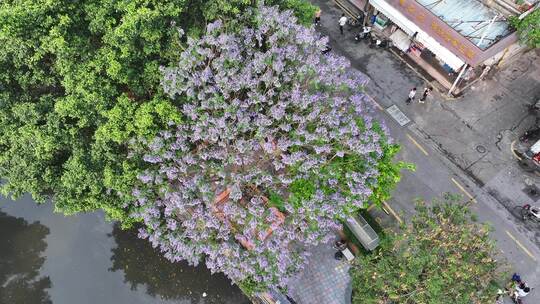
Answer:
[0, 0, 317, 224]
[202, 0, 317, 26]
[0, 0, 192, 223]
[510, 9, 540, 48]
[368, 131, 414, 208]
[350, 197, 504, 304]
[268, 0, 318, 25]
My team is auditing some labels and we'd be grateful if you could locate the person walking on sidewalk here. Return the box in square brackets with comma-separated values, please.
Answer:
[419, 87, 432, 103]
[314, 9, 321, 26]
[339, 14, 347, 35]
[406, 87, 417, 104]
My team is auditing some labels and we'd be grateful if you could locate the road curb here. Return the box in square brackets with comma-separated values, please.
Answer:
[388, 49, 460, 102]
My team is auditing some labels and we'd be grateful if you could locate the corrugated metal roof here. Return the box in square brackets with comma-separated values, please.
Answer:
[417, 0, 512, 49]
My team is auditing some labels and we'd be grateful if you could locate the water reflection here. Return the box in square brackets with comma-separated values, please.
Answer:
[0, 211, 52, 303]
[0, 196, 247, 304]
[109, 224, 249, 304]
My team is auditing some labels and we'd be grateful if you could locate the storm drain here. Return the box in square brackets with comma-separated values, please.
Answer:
[386, 105, 411, 126]
[523, 184, 540, 202]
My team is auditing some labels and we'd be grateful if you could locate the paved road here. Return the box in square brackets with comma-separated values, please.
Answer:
[312, 0, 540, 302]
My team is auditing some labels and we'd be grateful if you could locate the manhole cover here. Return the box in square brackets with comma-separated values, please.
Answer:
[476, 145, 487, 153]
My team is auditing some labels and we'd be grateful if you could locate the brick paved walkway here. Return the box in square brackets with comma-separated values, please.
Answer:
[287, 237, 352, 304]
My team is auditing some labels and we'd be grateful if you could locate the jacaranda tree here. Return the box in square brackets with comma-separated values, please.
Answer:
[129, 6, 403, 292]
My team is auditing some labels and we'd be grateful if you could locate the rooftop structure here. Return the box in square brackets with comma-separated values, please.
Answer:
[417, 0, 513, 49]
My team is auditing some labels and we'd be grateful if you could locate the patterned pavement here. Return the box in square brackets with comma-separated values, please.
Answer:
[287, 237, 352, 304]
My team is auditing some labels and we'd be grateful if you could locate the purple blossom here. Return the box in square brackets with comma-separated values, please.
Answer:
[137, 172, 153, 184]
[123, 4, 390, 292]
[143, 154, 162, 164]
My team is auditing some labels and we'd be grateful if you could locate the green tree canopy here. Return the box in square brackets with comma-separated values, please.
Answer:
[350, 197, 504, 304]
[510, 9, 540, 48]
[0, 0, 316, 225]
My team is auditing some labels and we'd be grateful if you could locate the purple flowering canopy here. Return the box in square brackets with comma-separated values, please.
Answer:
[129, 6, 389, 290]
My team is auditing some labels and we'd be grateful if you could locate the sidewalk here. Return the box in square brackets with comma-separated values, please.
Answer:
[312, 0, 540, 214]
[287, 236, 352, 304]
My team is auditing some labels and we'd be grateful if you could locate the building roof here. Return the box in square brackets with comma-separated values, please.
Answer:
[417, 0, 512, 50]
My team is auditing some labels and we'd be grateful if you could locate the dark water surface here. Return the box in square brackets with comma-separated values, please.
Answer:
[0, 196, 249, 304]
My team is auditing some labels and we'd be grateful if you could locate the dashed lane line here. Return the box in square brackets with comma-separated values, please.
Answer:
[506, 230, 537, 261]
[406, 133, 429, 156]
[450, 177, 477, 203]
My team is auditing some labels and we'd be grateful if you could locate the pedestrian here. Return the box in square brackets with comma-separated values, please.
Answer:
[314, 9, 321, 26]
[406, 87, 416, 104]
[513, 282, 531, 301]
[512, 273, 522, 283]
[480, 65, 491, 80]
[370, 13, 378, 25]
[339, 14, 347, 35]
[419, 87, 432, 103]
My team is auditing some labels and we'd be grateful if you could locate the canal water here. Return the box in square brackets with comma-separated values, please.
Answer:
[0, 195, 249, 304]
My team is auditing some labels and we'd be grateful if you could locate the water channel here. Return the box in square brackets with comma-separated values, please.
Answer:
[0, 195, 249, 304]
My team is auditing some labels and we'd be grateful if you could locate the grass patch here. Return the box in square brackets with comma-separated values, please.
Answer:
[267, 190, 286, 212]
